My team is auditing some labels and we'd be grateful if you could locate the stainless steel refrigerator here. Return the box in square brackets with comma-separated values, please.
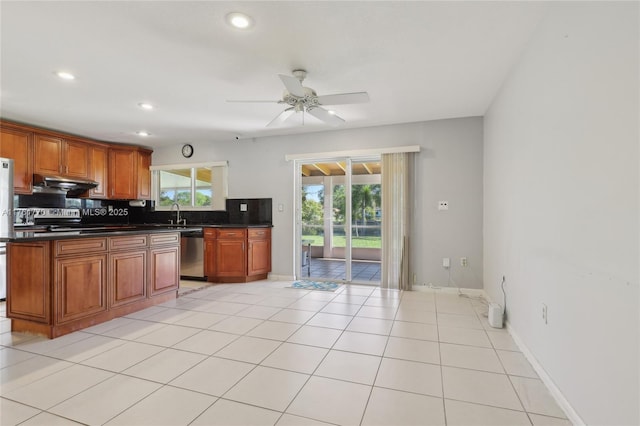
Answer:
[0, 158, 14, 300]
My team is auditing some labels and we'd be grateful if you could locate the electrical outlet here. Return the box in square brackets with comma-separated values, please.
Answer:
[438, 201, 449, 211]
[542, 303, 548, 324]
[460, 257, 468, 267]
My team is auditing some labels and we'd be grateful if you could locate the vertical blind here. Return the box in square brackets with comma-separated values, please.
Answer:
[381, 152, 414, 290]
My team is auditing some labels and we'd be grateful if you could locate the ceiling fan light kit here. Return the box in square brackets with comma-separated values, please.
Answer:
[228, 69, 369, 127]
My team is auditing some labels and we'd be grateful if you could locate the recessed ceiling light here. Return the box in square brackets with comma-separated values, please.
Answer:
[138, 102, 154, 110]
[136, 131, 151, 137]
[55, 71, 76, 80]
[226, 12, 253, 29]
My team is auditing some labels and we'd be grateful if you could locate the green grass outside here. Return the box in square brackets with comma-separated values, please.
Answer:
[301, 235, 381, 249]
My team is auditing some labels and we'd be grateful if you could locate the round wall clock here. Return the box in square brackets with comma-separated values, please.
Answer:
[181, 144, 194, 158]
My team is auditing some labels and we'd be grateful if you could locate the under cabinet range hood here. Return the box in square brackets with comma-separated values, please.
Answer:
[33, 174, 98, 196]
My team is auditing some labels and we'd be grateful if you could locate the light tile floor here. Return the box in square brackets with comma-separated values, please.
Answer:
[1, 281, 571, 426]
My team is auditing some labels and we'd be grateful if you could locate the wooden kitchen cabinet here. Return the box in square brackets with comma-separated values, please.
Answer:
[109, 235, 148, 308]
[110, 250, 147, 308]
[136, 150, 151, 199]
[6, 242, 51, 324]
[149, 232, 180, 297]
[86, 143, 109, 198]
[204, 228, 217, 278]
[216, 238, 247, 277]
[7, 231, 180, 338]
[108, 147, 152, 200]
[34, 134, 89, 178]
[54, 238, 108, 324]
[205, 227, 271, 283]
[55, 254, 108, 324]
[248, 228, 271, 276]
[0, 120, 152, 198]
[108, 147, 136, 199]
[0, 124, 33, 194]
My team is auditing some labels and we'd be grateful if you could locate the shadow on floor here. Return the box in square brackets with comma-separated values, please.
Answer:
[300, 258, 380, 283]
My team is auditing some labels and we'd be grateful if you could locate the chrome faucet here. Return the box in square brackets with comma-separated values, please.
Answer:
[170, 202, 181, 225]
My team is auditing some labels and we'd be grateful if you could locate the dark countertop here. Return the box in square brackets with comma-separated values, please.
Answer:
[0, 223, 272, 242]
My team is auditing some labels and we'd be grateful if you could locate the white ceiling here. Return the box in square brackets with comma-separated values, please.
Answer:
[0, 1, 549, 148]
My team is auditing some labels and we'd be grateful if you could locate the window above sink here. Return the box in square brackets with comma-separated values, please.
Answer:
[151, 161, 228, 211]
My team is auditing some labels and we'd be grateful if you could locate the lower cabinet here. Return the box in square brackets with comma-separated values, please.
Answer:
[110, 250, 147, 308]
[216, 239, 246, 277]
[248, 229, 271, 276]
[205, 227, 271, 283]
[149, 246, 179, 296]
[6, 242, 51, 324]
[55, 254, 107, 324]
[6, 232, 180, 338]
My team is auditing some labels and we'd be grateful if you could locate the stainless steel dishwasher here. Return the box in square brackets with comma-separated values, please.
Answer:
[180, 228, 205, 280]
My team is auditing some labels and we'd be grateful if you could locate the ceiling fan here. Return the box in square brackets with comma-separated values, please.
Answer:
[227, 69, 369, 127]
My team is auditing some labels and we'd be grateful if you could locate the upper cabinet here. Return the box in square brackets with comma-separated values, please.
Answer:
[108, 147, 152, 200]
[0, 124, 33, 194]
[34, 135, 89, 179]
[136, 150, 151, 200]
[0, 120, 152, 199]
[86, 143, 109, 199]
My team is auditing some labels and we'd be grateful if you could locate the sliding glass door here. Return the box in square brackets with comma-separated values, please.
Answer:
[350, 159, 382, 283]
[296, 156, 380, 284]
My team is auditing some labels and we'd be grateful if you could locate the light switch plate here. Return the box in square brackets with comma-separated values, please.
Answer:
[240, 203, 248, 212]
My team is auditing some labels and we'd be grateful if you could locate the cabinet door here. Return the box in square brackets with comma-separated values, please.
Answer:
[34, 134, 63, 175]
[136, 150, 151, 200]
[0, 126, 33, 194]
[149, 246, 179, 296]
[204, 238, 216, 278]
[109, 250, 147, 308]
[88, 144, 108, 198]
[215, 239, 246, 277]
[63, 139, 89, 178]
[55, 255, 107, 324]
[108, 148, 136, 199]
[7, 242, 51, 324]
[248, 238, 271, 276]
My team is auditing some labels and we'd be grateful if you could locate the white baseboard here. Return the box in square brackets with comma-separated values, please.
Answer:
[505, 323, 584, 426]
[478, 292, 583, 425]
[413, 284, 486, 298]
[268, 274, 295, 281]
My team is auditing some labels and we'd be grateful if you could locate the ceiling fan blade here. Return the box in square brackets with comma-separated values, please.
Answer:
[226, 100, 281, 103]
[266, 108, 295, 127]
[307, 107, 345, 126]
[316, 92, 370, 105]
[278, 74, 306, 97]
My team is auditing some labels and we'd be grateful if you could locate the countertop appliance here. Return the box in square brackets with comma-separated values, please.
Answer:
[180, 228, 205, 280]
[1, 158, 14, 300]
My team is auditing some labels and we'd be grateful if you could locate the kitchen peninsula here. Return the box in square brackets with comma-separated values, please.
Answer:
[3, 228, 181, 338]
[2, 222, 272, 338]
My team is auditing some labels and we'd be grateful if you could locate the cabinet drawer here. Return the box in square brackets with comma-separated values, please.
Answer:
[55, 238, 108, 256]
[109, 235, 148, 251]
[217, 229, 246, 239]
[150, 232, 180, 246]
[203, 228, 216, 239]
[248, 228, 270, 239]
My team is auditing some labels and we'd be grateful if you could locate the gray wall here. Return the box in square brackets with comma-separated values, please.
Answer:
[484, 3, 638, 424]
[152, 117, 483, 288]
